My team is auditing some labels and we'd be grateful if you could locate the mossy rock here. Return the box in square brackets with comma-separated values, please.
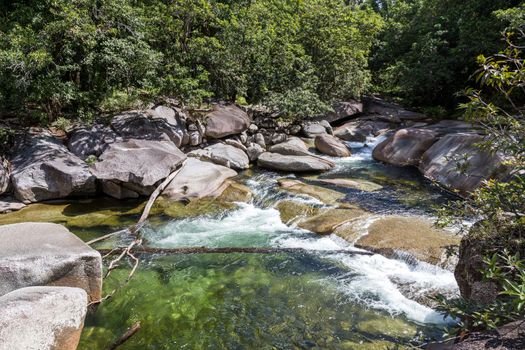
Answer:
[355, 216, 460, 268]
[154, 196, 237, 220]
[218, 181, 252, 203]
[315, 178, 383, 192]
[277, 178, 345, 205]
[357, 317, 417, 339]
[298, 208, 368, 235]
[275, 200, 321, 224]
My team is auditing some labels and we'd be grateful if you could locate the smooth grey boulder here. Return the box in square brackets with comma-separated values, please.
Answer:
[257, 152, 334, 172]
[246, 143, 265, 162]
[189, 143, 249, 170]
[372, 128, 440, 166]
[254, 133, 266, 148]
[364, 96, 426, 121]
[320, 100, 363, 124]
[0, 197, 26, 214]
[315, 134, 351, 157]
[419, 133, 509, 195]
[67, 124, 119, 160]
[268, 137, 309, 156]
[163, 158, 237, 201]
[302, 123, 327, 138]
[0, 222, 102, 302]
[0, 160, 10, 195]
[10, 134, 96, 203]
[205, 104, 251, 139]
[93, 139, 186, 198]
[111, 109, 188, 147]
[0, 286, 87, 350]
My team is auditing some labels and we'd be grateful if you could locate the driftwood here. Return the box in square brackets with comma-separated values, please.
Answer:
[97, 246, 374, 256]
[108, 321, 141, 350]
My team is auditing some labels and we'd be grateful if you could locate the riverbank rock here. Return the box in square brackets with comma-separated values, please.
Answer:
[364, 96, 426, 121]
[258, 153, 334, 172]
[315, 134, 351, 157]
[111, 109, 188, 147]
[163, 158, 237, 201]
[67, 124, 119, 160]
[205, 104, 250, 139]
[302, 122, 328, 138]
[419, 133, 509, 195]
[10, 134, 96, 203]
[0, 222, 102, 302]
[372, 128, 440, 166]
[353, 216, 460, 269]
[445, 320, 525, 350]
[268, 137, 309, 156]
[246, 143, 265, 161]
[0, 160, 10, 195]
[321, 100, 363, 124]
[189, 143, 249, 170]
[0, 197, 26, 213]
[93, 139, 186, 198]
[0, 286, 87, 350]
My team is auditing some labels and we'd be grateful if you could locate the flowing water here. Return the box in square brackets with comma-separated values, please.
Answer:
[1, 136, 460, 349]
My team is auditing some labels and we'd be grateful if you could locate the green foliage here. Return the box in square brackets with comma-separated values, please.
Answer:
[435, 13, 525, 334]
[370, 0, 522, 109]
[0, 0, 382, 121]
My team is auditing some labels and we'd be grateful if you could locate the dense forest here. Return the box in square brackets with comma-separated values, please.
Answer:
[0, 0, 521, 123]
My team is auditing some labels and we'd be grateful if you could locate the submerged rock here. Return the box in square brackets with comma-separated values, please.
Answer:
[10, 133, 96, 203]
[205, 104, 251, 139]
[0, 286, 87, 350]
[258, 153, 334, 172]
[189, 143, 249, 170]
[93, 139, 186, 198]
[277, 179, 344, 204]
[0, 222, 102, 302]
[315, 134, 351, 157]
[298, 207, 367, 234]
[419, 133, 509, 195]
[276, 200, 322, 224]
[315, 178, 383, 192]
[354, 216, 460, 269]
[163, 158, 237, 201]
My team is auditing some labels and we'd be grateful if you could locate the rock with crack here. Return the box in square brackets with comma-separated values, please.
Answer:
[315, 134, 351, 157]
[92, 139, 186, 198]
[258, 153, 334, 172]
[0, 286, 88, 350]
[0, 222, 102, 302]
[419, 133, 509, 195]
[204, 104, 251, 139]
[162, 158, 238, 201]
[67, 124, 119, 160]
[189, 143, 249, 170]
[10, 133, 97, 203]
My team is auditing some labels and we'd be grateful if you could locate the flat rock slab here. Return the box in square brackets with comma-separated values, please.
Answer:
[163, 158, 237, 201]
[258, 152, 334, 172]
[93, 139, 186, 197]
[0, 286, 87, 350]
[315, 178, 383, 192]
[0, 222, 102, 302]
[189, 143, 249, 170]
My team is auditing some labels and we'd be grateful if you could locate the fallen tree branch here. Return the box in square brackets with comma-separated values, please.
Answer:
[96, 246, 374, 256]
[108, 321, 141, 350]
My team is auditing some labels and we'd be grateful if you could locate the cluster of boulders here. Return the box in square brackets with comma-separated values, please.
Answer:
[0, 222, 102, 349]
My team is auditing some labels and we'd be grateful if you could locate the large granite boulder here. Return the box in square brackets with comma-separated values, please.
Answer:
[111, 108, 189, 147]
[363, 96, 427, 121]
[0, 286, 87, 350]
[334, 119, 391, 142]
[92, 139, 186, 198]
[10, 133, 96, 203]
[0, 222, 102, 302]
[189, 143, 249, 170]
[204, 104, 250, 139]
[419, 133, 509, 195]
[257, 152, 334, 172]
[163, 158, 237, 201]
[302, 122, 328, 138]
[67, 124, 119, 160]
[268, 137, 309, 156]
[372, 128, 440, 166]
[0, 159, 10, 195]
[315, 134, 351, 157]
[318, 100, 363, 124]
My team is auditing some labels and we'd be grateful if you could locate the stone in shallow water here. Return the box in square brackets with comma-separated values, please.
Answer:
[258, 152, 334, 172]
[277, 178, 344, 204]
[314, 134, 351, 157]
[0, 222, 102, 302]
[315, 178, 383, 192]
[297, 207, 368, 235]
[354, 216, 460, 269]
[0, 286, 87, 350]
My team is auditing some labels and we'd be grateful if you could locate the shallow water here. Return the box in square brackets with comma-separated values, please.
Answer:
[4, 135, 460, 349]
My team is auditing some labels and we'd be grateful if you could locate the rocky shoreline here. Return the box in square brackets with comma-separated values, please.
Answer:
[0, 97, 514, 349]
